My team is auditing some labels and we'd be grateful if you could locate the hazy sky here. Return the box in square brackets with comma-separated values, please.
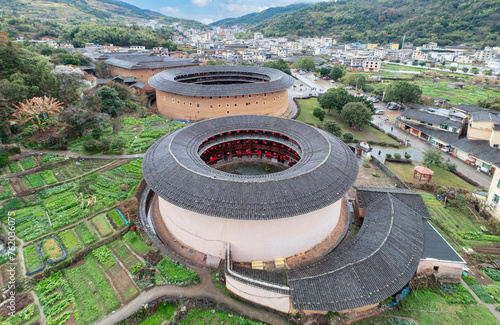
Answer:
[121, 0, 322, 24]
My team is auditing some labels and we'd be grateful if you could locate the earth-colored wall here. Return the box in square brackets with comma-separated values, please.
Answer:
[155, 89, 290, 120]
[157, 197, 343, 262]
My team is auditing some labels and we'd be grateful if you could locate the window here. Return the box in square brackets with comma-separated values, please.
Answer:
[452, 127, 458, 133]
[433, 266, 439, 272]
[196, 103, 199, 108]
[172, 98, 175, 103]
[183, 101, 186, 105]
[493, 194, 499, 204]
[249, 95, 252, 98]
[226, 104, 230, 108]
[177, 101, 179, 104]
[210, 97, 212, 99]
[234, 104, 237, 107]
[227, 111, 229, 114]
[189, 102, 192, 106]
[264, 93, 267, 98]
[494, 144, 499, 148]
[263, 102, 266, 105]
[210, 105, 213, 108]
[256, 102, 258, 105]
[440, 124, 448, 130]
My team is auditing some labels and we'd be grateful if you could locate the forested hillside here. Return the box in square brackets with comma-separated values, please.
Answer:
[0, 0, 206, 30]
[249, 0, 500, 46]
[210, 3, 309, 28]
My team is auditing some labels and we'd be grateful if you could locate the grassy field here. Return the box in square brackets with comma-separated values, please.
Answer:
[384, 162, 481, 191]
[297, 98, 399, 144]
[58, 229, 81, 255]
[23, 244, 42, 273]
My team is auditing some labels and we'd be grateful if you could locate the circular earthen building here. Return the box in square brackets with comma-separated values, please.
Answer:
[149, 66, 294, 120]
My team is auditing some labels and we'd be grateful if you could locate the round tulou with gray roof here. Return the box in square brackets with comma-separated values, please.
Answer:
[149, 66, 295, 121]
[143, 115, 358, 262]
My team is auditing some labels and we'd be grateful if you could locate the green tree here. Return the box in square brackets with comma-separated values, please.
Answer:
[340, 102, 372, 127]
[484, 70, 493, 76]
[341, 74, 366, 90]
[215, 60, 227, 65]
[384, 81, 422, 103]
[262, 59, 291, 75]
[462, 67, 469, 73]
[477, 96, 500, 111]
[58, 53, 80, 66]
[423, 149, 443, 167]
[471, 67, 479, 75]
[323, 121, 342, 137]
[329, 66, 346, 81]
[313, 107, 326, 123]
[205, 60, 216, 66]
[295, 58, 315, 71]
[450, 66, 457, 72]
[318, 87, 351, 113]
[97, 86, 124, 117]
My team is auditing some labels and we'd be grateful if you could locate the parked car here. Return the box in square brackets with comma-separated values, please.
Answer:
[372, 98, 380, 103]
[345, 86, 353, 90]
[374, 109, 385, 115]
[323, 76, 330, 80]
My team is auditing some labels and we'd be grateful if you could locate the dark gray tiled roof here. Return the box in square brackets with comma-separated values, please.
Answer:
[106, 56, 198, 70]
[130, 81, 145, 89]
[231, 265, 289, 294]
[143, 115, 358, 220]
[453, 104, 485, 113]
[471, 111, 500, 124]
[452, 138, 500, 166]
[398, 119, 500, 167]
[422, 221, 465, 263]
[148, 66, 294, 97]
[396, 118, 460, 145]
[401, 109, 462, 128]
[287, 188, 424, 311]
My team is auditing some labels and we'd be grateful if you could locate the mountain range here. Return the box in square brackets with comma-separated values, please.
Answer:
[0, 0, 205, 29]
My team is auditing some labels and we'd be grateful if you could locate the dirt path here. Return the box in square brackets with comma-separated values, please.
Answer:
[30, 291, 46, 325]
[13, 149, 145, 160]
[461, 278, 500, 323]
[96, 267, 289, 325]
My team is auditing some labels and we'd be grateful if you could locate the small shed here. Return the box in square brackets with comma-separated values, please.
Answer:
[414, 166, 434, 183]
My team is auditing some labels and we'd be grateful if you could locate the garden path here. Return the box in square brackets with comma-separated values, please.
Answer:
[96, 267, 290, 325]
[460, 278, 500, 323]
[30, 290, 46, 325]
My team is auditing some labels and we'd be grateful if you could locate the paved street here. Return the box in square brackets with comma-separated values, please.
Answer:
[372, 115, 492, 188]
[288, 72, 493, 189]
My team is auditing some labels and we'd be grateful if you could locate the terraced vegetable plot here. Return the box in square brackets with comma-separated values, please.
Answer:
[44, 192, 89, 230]
[0, 181, 11, 199]
[41, 170, 58, 184]
[23, 244, 42, 273]
[108, 209, 126, 228]
[179, 308, 265, 325]
[0, 303, 40, 325]
[6, 205, 51, 242]
[109, 240, 140, 269]
[156, 257, 199, 285]
[74, 222, 96, 245]
[42, 237, 64, 261]
[20, 157, 38, 170]
[123, 231, 153, 256]
[91, 214, 113, 236]
[58, 229, 81, 256]
[9, 161, 22, 173]
[65, 256, 120, 324]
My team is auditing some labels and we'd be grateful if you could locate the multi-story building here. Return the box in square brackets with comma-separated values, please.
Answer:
[363, 57, 381, 72]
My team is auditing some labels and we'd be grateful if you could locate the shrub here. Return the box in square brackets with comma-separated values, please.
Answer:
[353, 139, 358, 143]
[363, 163, 370, 168]
[380, 142, 387, 146]
[367, 140, 374, 144]
[342, 133, 353, 140]
[386, 153, 392, 158]
[83, 140, 100, 152]
[483, 267, 500, 281]
[394, 153, 402, 159]
[372, 172, 381, 177]
[0, 153, 8, 168]
[445, 162, 458, 171]
[405, 154, 411, 159]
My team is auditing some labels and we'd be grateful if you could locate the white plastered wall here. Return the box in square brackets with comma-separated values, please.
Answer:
[157, 197, 342, 261]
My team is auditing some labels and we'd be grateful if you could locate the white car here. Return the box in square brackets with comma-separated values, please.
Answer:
[374, 109, 385, 115]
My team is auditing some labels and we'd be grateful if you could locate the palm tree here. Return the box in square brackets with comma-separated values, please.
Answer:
[12, 96, 63, 130]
